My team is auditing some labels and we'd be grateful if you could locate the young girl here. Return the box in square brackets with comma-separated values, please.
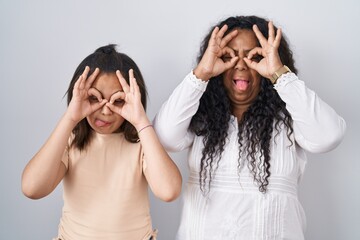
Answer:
[21, 44, 182, 240]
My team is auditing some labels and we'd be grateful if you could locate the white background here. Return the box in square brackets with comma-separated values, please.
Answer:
[0, 0, 359, 239]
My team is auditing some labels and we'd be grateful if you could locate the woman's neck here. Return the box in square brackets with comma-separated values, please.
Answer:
[231, 103, 250, 120]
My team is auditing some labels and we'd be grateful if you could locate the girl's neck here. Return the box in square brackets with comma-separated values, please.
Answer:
[92, 129, 122, 137]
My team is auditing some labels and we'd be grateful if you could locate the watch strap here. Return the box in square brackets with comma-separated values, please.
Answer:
[270, 65, 291, 84]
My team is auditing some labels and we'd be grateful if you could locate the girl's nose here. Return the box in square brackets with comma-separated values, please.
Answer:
[101, 104, 113, 115]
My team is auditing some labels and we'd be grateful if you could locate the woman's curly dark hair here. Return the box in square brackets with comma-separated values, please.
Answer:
[189, 16, 296, 193]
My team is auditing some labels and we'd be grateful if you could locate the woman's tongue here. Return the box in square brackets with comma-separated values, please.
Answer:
[234, 79, 249, 91]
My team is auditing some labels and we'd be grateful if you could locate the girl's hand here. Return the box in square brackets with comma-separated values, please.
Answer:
[107, 69, 149, 129]
[194, 25, 239, 81]
[243, 21, 284, 79]
[66, 66, 107, 123]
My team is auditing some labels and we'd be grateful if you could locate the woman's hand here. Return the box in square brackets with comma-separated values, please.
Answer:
[194, 25, 239, 81]
[107, 69, 149, 130]
[244, 21, 284, 79]
[66, 66, 107, 123]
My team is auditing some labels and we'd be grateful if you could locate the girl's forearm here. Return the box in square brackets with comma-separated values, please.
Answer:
[138, 125, 182, 202]
[21, 112, 77, 199]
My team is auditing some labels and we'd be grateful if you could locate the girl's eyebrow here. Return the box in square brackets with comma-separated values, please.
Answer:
[91, 88, 124, 98]
[91, 87, 103, 98]
[110, 90, 123, 98]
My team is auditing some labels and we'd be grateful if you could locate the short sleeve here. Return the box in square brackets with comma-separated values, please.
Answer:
[61, 145, 69, 169]
[61, 134, 75, 169]
[140, 145, 147, 172]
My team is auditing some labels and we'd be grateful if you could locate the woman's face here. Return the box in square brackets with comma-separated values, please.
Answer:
[86, 73, 125, 134]
[222, 29, 261, 112]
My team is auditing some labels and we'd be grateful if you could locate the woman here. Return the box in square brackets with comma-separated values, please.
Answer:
[154, 16, 346, 239]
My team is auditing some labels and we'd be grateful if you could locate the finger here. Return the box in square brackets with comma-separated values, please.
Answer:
[81, 66, 90, 83]
[274, 28, 282, 48]
[247, 47, 263, 60]
[85, 68, 100, 89]
[91, 99, 107, 112]
[77, 66, 90, 90]
[209, 26, 220, 45]
[106, 102, 122, 116]
[220, 29, 238, 48]
[224, 56, 239, 70]
[221, 46, 236, 58]
[116, 70, 130, 93]
[73, 75, 83, 92]
[243, 57, 258, 71]
[268, 21, 275, 42]
[81, 66, 90, 77]
[129, 69, 135, 93]
[217, 24, 228, 41]
[88, 88, 102, 102]
[131, 77, 141, 100]
[253, 24, 267, 47]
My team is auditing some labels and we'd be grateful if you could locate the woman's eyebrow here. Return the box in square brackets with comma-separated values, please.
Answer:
[227, 47, 239, 55]
[226, 47, 254, 56]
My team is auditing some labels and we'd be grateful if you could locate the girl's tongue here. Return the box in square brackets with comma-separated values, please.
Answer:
[234, 80, 249, 91]
[95, 119, 110, 127]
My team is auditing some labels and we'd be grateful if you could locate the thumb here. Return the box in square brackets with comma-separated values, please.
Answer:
[90, 99, 108, 113]
[224, 56, 239, 70]
[106, 102, 120, 115]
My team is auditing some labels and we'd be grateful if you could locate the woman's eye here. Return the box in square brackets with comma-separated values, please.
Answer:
[89, 96, 99, 103]
[251, 55, 263, 63]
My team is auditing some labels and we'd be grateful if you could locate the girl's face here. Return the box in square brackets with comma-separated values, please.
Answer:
[222, 29, 262, 112]
[86, 73, 125, 134]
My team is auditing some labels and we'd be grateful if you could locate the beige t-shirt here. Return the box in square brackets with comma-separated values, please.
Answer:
[57, 132, 154, 240]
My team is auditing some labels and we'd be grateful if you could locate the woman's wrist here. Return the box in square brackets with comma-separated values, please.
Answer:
[193, 66, 211, 82]
[269, 65, 292, 84]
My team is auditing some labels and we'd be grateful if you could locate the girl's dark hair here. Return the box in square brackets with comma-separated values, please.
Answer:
[66, 44, 147, 150]
[189, 16, 295, 193]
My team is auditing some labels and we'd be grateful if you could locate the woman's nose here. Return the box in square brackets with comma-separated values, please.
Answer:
[234, 57, 248, 71]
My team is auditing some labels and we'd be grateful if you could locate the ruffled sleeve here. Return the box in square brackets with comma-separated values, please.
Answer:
[153, 71, 208, 152]
[274, 72, 346, 153]
[61, 134, 76, 169]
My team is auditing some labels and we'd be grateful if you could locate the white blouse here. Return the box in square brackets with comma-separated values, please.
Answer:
[154, 72, 346, 240]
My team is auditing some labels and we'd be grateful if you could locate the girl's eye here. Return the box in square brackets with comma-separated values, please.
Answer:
[89, 96, 99, 103]
[113, 99, 124, 105]
[222, 56, 232, 62]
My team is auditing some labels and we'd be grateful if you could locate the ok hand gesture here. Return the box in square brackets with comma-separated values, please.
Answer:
[66, 66, 107, 123]
[107, 69, 149, 130]
[243, 21, 284, 80]
[194, 25, 239, 81]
